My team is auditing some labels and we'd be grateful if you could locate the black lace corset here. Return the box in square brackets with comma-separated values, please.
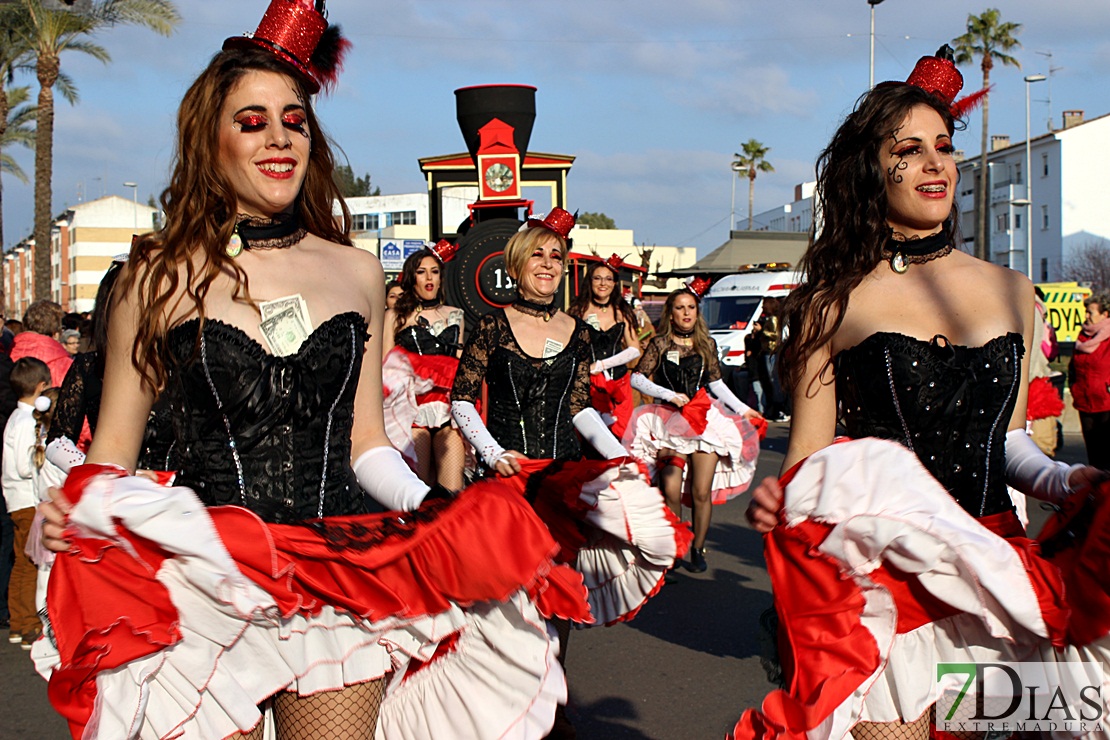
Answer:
[835, 332, 1024, 518]
[656, 353, 707, 399]
[166, 312, 369, 523]
[589, 323, 628, 379]
[395, 322, 460, 356]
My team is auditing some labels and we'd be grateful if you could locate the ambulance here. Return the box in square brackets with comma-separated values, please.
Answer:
[702, 265, 803, 369]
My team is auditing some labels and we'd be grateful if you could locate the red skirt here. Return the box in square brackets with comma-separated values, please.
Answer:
[497, 457, 693, 626]
[731, 438, 1110, 740]
[34, 465, 587, 740]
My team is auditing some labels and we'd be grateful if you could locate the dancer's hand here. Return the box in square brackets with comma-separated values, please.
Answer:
[743, 409, 764, 422]
[746, 476, 783, 533]
[1068, 465, 1110, 497]
[40, 488, 73, 553]
[494, 450, 525, 477]
[670, 393, 690, 408]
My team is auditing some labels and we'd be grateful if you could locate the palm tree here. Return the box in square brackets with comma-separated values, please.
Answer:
[15, 0, 180, 300]
[733, 139, 775, 230]
[953, 8, 1022, 262]
[1, 86, 37, 251]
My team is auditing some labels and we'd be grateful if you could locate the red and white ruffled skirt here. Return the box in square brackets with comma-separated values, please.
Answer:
[590, 372, 635, 439]
[34, 465, 589, 740]
[382, 347, 460, 457]
[623, 388, 761, 504]
[499, 458, 693, 626]
[731, 438, 1110, 740]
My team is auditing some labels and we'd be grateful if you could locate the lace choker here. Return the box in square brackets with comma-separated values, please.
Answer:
[672, 327, 695, 339]
[226, 213, 307, 257]
[590, 299, 611, 310]
[513, 296, 559, 322]
[881, 229, 952, 274]
[418, 298, 441, 310]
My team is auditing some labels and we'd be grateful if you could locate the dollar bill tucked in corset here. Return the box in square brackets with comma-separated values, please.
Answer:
[260, 293, 312, 331]
[260, 306, 309, 356]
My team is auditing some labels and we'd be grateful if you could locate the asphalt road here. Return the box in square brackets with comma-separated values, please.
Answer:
[0, 426, 1084, 739]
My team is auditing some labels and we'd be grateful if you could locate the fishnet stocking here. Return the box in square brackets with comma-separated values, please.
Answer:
[851, 712, 929, 740]
[272, 679, 385, 739]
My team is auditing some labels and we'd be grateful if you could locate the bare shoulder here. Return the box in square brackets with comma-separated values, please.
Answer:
[317, 239, 383, 279]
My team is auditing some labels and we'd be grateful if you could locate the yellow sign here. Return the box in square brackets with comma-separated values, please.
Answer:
[1038, 281, 1091, 343]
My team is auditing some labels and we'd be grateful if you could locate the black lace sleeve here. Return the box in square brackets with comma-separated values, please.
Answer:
[637, 336, 664, 379]
[569, 320, 594, 417]
[705, 337, 723, 384]
[452, 312, 500, 404]
[48, 352, 98, 442]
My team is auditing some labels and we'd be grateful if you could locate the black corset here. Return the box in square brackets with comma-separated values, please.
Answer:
[834, 332, 1024, 518]
[395, 322, 460, 356]
[589, 323, 628, 379]
[166, 312, 369, 524]
[654, 353, 706, 399]
[486, 348, 582, 460]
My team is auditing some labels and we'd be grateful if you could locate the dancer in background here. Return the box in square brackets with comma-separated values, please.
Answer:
[568, 255, 641, 440]
[452, 208, 691, 737]
[738, 47, 1109, 740]
[381, 241, 466, 490]
[37, 2, 585, 737]
[627, 280, 763, 573]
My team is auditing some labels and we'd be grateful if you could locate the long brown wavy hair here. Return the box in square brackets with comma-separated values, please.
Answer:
[392, 248, 444, 336]
[122, 45, 352, 391]
[780, 84, 962, 392]
[568, 261, 638, 328]
[657, 288, 716, 369]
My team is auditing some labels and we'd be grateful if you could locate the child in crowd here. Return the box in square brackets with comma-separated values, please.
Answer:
[2, 357, 51, 649]
[28, 387, 63, 620]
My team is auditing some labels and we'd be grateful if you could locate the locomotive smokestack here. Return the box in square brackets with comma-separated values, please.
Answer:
[454, 84, 537, 166]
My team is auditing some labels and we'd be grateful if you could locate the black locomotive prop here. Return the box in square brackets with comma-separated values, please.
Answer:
[417, 84, 644, 331]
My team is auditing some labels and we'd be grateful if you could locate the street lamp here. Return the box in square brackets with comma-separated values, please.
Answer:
[1023, 74, 1046, 280]
[122, 181, 138, 231]
[867, 0, 886, 89]
[730, 161, 747, 234]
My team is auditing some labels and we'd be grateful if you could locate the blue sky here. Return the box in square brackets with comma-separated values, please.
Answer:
[3, 0, 1109, 256]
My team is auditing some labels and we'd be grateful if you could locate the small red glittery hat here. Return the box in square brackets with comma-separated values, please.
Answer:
[888, 45, 988, 119]
[429, 239, 459, 263]
[686, 275, 712, 300]
[523, 207, 577, 239]
[223, 0, 349, 94]
[604, 253, 624, 271]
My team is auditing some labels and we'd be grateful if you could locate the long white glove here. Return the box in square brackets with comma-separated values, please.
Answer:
[708, 379, 752, 415]
[46, 435, 86, 474]
[630, 372, 678, 403]
[573, 407, 627, 459]
[1004, 428, 1082, 503]
[590, 346, 642, 375]
[353, 446, 430, 511]
[451, 400, 515, 468]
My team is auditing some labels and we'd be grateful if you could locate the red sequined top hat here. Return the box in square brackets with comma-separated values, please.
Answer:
[887, 44, 988, 119]
[223, 0, 349, 94]
[429, 239, 459, 264]
[604, 253, 623, 271]
[685, 276, 711, 300]
[523, 207, 577, 240]
[905, 45, 964, 105]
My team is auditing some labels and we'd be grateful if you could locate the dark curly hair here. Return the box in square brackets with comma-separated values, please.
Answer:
[780, 84, 964, 392]
[391, 249, 444, 336]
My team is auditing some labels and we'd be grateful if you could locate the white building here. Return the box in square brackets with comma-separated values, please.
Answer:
[958, 110, 1110, 281]
[751, 182, 816, 234]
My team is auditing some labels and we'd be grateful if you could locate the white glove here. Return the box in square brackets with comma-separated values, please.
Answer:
[353, 446, 430, 511]
[630, 372, 678, 403]
[572, 407, 627, 459]
[46, 435, 86, 474]
[708, 379, 752, 416]
[1004, 428, 1082, 503]
[451, 400, 516, 468]
[590, 346, 641, 375]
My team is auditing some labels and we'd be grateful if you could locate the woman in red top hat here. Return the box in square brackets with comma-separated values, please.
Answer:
[736, 47, 1110, 740]
[381, 241, 467, 491]
[35, 2, 589, 738]
[567, 255, 642, 439]
[627, 281, 764, 573]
